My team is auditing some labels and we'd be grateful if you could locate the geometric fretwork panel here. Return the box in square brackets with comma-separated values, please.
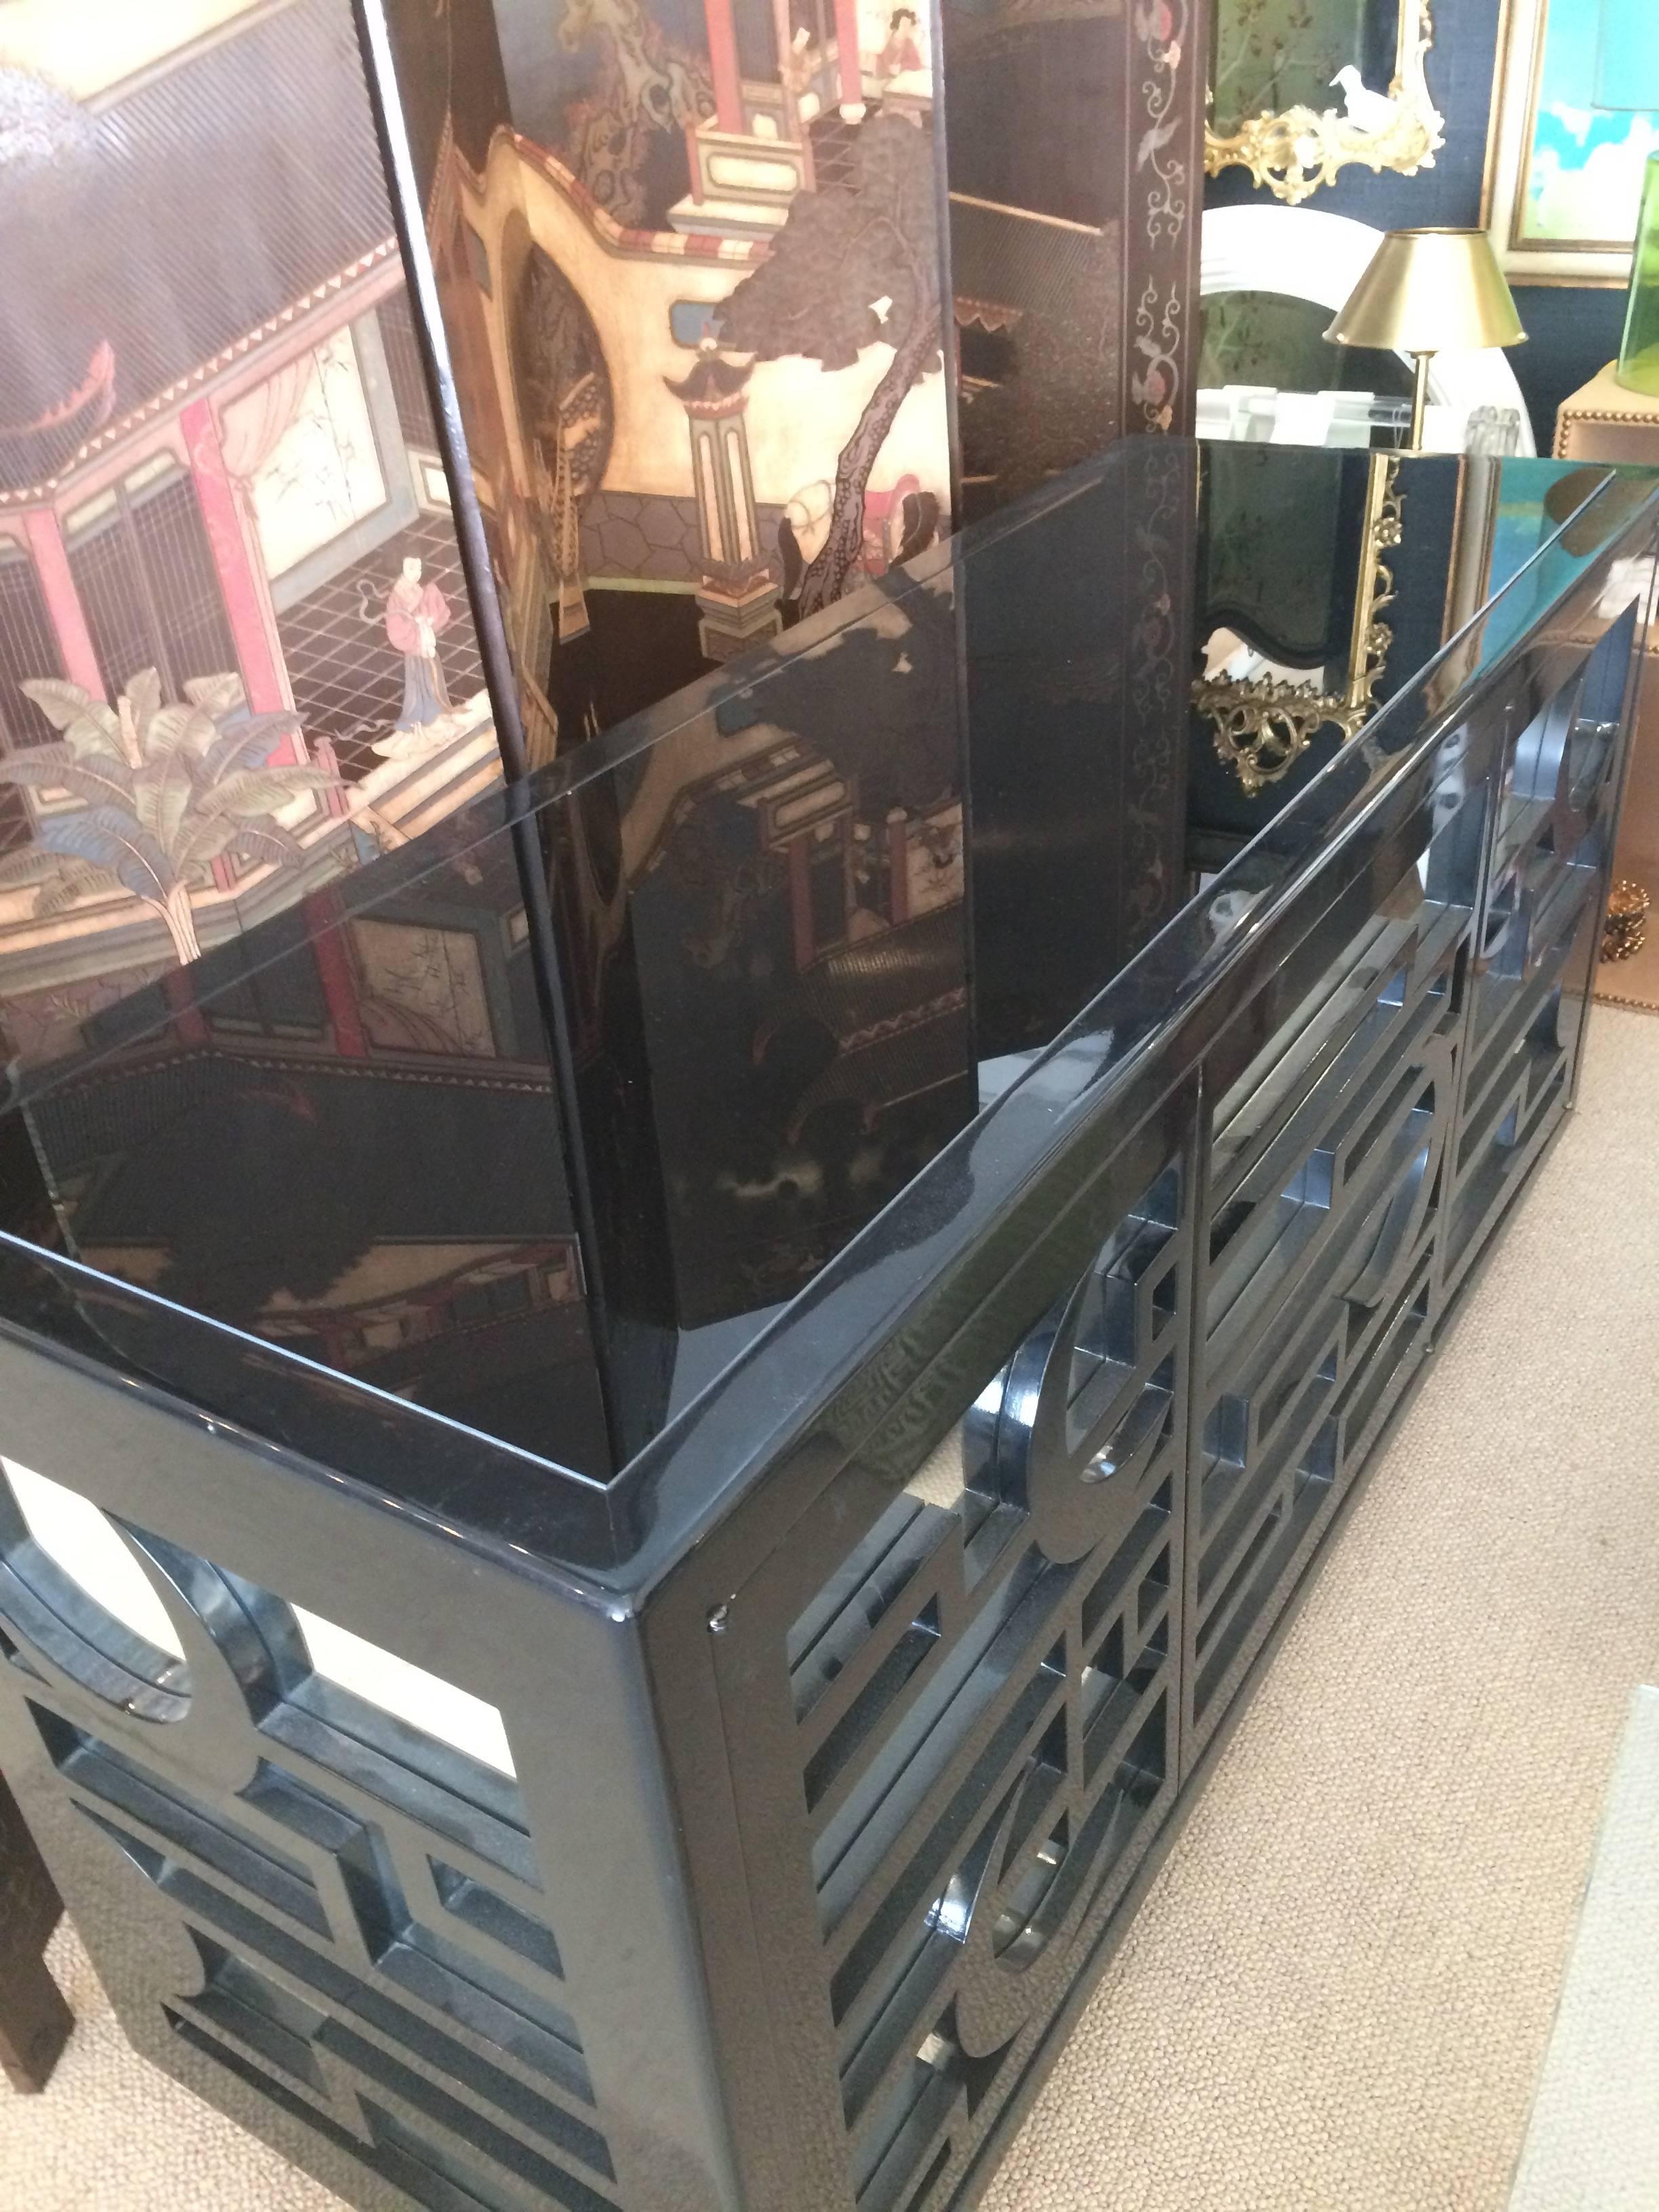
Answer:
[1188, 880, 1465, 1757]
[0, 1474, 616, 2212]
[838, 1509, 1173, 2211]
[1441, 662, 1622, 1306]
[722, 1145, 1194, 2211]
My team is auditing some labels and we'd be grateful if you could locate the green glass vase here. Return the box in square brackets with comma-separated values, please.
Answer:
[1618, 153, 1659, 396]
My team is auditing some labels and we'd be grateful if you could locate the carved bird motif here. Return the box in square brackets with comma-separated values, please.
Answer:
[1331, 67, 1397, 133]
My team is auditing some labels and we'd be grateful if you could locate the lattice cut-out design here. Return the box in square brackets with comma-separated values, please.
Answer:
[1189, 884, 1462, 1753]
[0, 1469, 615, 2212]
[1442, 649, 1623, 1305]
[718, 1147, 1193, 2211]
[840, 1507, 1174, 2211]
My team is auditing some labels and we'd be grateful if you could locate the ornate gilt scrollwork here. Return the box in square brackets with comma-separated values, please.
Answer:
[1197, 452, 1403, 796]
[1205, 0, 1445, 207]
[1197, 675, 1374, 798]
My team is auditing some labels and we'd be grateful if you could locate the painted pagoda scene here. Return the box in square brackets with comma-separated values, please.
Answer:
[382, 0, 951, 749]
[0, 1, 506, 1068]
[0, 0, 957, 1069]
[0, 0, 968, 1402]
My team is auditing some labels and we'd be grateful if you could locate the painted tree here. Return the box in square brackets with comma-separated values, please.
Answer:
[718, 112, 942, 617]
[0, 669, 335, 967]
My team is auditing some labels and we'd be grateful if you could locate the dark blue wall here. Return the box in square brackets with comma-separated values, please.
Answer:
[1509, 284, 1628, 453]
[1206, 0, 1622, 452]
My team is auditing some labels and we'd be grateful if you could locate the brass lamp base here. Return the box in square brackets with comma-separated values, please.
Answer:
[1408, 350, 1433, 450]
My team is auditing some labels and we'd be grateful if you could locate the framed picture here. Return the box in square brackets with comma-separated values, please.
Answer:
[1486, 0, 1659, 283]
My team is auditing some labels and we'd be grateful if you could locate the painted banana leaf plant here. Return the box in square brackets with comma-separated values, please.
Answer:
[0, 669, 337, 967]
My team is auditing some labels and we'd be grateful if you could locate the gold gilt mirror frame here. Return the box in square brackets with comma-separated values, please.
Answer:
[1206, 0, 1446, 206]
[1194, 453, 1404, 794]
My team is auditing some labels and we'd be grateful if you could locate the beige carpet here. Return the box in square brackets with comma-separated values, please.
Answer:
[8, 1006, 1659, 2212]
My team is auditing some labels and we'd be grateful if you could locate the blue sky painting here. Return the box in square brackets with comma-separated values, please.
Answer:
[1525, 0, 1659, 247]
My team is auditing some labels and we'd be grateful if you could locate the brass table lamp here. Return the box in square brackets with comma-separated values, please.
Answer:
[1326, 227, 1527, 449]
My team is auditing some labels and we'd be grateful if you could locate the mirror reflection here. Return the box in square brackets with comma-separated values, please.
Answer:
[1209, 0, 1397, 137]
[1191, 444, 1402, 794]
[0, 448, 1612, 1478]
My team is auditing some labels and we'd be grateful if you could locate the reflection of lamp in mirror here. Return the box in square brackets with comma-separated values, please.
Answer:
[1326, 228, 1527, 450]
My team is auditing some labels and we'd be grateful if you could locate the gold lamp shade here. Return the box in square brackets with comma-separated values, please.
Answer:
[1326, 227, 1527, 447]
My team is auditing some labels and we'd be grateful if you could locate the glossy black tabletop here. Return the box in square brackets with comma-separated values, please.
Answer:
[0, 437, 1649, 1486]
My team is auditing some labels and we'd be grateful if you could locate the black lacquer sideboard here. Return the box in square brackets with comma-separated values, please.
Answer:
[0, 442, 1652, 2212]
